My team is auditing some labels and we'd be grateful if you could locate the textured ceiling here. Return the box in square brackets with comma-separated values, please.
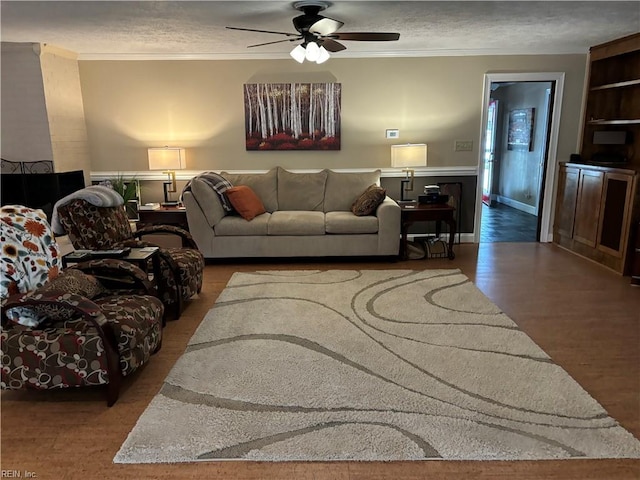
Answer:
[1, 1, 639, 60]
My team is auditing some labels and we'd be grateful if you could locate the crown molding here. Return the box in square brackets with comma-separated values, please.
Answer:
[90, 166, 477, 181]
[77, 48, 586, 61]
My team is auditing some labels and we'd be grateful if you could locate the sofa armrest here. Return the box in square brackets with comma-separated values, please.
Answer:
[375, 196, 401, 255]
[376, 196, 401, 220]
[183, 190, 217, 256]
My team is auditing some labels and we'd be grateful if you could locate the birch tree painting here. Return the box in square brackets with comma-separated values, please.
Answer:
[244, 83, 341, 151]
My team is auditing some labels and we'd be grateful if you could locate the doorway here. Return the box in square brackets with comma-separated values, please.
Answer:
[475, 73, 565, 243]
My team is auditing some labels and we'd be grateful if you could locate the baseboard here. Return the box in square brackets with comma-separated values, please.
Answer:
[407, 233, 475, 243]
[495, 195, 537, 216]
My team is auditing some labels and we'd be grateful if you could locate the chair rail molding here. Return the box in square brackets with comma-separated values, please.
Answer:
[91, 166, 478, 182]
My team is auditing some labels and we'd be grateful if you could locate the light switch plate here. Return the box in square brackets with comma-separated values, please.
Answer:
[455, 140, 473, 152]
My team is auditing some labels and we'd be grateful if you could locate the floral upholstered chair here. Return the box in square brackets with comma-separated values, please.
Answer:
[55, 194, 204, 319]
[1, 206, 164, 406]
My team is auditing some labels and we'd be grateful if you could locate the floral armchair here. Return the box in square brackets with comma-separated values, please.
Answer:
[55, 196, 204, 319]
[1, 206, 164, 406]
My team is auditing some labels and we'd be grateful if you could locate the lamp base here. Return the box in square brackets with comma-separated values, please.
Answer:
[399, 178, 411, 202]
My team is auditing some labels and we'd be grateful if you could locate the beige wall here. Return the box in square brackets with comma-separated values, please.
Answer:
[79, 55, 586, 173]
[40, 44, 92, 183]
[1, 43, 53, 162]
[1, 42, 91, 184]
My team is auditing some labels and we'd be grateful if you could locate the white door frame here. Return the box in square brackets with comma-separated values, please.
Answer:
[474, 72, 565, 243]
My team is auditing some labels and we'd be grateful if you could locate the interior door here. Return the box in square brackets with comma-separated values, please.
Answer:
[482, 99, 498, 206]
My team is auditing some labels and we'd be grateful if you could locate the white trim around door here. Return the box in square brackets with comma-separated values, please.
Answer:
[474, 72, 565, 243]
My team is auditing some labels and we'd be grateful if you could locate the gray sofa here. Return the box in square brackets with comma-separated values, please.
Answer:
[182, 167, 400, 259]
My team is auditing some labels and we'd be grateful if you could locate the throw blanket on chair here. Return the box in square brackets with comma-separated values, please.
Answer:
[181, 172, 233, 212]
[0, 205, 61, 319]
[51, 185, 124, 235]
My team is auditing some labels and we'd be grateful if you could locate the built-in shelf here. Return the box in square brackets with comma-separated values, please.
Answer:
[587, 119, 640, 125]
[559, 33, 640, 277]
[590, 79, 640, 90]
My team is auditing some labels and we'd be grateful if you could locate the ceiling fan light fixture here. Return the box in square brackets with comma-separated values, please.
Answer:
[305, 41, 320, 61]
[290, 44, 306, 63]
[315, 45, 330, 64]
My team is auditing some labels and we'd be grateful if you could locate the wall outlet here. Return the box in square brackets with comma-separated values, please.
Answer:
[455, 140, 473, 152]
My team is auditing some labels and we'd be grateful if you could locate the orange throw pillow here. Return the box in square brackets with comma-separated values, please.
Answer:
[225, 185, 266, 221]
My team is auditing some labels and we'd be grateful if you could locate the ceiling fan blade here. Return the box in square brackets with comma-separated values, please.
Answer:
[320, 38, 347, 52]
[332, 32, 400, 41]
[247, 38, 301, 48]
[226, 26, 299, 37]
[309, 17, 344, 36]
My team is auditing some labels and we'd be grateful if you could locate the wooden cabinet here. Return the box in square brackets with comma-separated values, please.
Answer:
[631, 222, 640, 286]
[573, 169, 604, 247]
[554, 163, 637, 274]
[555, 166, 579, 238]
[554, 33, 640, 276]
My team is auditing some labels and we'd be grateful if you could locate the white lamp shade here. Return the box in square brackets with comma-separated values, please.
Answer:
[148, 147, 186, 170]
[391, 144, 427, 168]
[290, 45, 306, 63]
[315, 46, 330, 64]
[305, 42, 320, 62]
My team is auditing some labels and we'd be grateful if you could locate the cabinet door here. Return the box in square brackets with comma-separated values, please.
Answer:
[597, 172, 634, 257]
[554, 166, 580, 238]
[573, 170, 604, 247]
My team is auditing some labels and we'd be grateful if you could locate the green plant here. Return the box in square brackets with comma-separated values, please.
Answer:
[103, 174, 138, 203]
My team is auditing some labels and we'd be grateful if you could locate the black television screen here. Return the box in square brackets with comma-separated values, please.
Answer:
[1, 170, 85, 220]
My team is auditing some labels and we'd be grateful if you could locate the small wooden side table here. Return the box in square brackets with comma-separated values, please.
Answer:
[400, 203, 457, 260]
[63, 247, 161, 281]
[138, 206, 189, 231]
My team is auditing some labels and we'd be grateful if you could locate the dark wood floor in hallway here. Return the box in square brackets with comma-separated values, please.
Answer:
[480, 202, 538, 242]
[1, 243, 639, 480]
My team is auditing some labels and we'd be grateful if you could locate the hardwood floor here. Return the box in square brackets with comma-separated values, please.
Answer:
[1, 243, 639, 479]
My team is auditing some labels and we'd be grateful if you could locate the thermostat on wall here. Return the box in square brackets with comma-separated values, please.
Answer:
[386, 129, 399, 139]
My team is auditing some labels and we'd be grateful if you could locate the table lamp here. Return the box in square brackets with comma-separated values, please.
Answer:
[391, 143, 427, 201]
[148, 147, 186, 206]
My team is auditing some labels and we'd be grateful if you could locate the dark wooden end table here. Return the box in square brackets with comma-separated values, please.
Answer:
[137, 206, 189, 231]
[62, 247, 161, 285]
[400, 203, 457, 260]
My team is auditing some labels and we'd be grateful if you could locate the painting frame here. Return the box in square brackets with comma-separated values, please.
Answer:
[243, 83, 341, 151]
[507, 107, 535, 151]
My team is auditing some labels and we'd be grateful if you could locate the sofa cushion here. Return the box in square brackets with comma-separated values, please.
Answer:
[221, 168, 278, 212]
[190, 177, 228, 227]
[325, 211, 379, 234]
[277, 168, 328, 211]
[225, 186, 266, 221]
[268, 211, 325, 235]
[215, 213, 270, 236]
[352, 185, 387, 216]
[324, 170, 381, 212]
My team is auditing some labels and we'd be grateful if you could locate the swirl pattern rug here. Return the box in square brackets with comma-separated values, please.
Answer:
[115, 269, 640, 462]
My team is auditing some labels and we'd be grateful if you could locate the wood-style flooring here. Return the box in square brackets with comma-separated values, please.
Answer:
[480, 202, 538, 243]
[1, 243, 639, 479]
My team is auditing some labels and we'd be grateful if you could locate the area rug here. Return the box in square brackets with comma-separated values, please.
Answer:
[114, 269, 640, 463]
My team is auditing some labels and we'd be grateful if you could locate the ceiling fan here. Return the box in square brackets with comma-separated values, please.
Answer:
[226, 1, 400, 63]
